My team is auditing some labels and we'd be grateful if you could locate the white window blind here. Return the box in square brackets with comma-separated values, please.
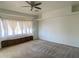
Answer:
[0, 18, 33, 37]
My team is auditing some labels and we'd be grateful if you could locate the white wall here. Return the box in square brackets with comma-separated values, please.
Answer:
[38, 6, 79, 48]
[33, 20, 39, 40]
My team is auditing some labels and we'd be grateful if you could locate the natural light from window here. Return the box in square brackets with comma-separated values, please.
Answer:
[0, 18, 33, 37]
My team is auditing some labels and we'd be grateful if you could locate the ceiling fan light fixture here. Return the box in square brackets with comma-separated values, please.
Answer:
[21, 1, 42, 11]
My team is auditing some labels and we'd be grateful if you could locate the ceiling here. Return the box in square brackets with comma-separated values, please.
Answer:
[0, 1, 79, 16]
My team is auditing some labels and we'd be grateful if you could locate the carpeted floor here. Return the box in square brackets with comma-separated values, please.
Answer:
[0, 40, 79, 58]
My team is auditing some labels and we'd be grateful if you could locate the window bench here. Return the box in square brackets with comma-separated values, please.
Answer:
[0, 35, 33, 48]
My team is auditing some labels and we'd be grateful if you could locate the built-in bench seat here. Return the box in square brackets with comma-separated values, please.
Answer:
[0, 34, 33, 48]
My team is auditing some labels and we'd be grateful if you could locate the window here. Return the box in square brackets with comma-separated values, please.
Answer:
[22, 21, 32, 34]
[0, 18, 33, 37]
[7, 23, 13, 35]
[0, 19, 4, 37]
[15, 21, 22, 34]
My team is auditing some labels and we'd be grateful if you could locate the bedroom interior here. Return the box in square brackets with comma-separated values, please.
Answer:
[0, 1, 79, 58]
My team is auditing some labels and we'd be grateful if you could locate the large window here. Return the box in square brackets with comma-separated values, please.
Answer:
[0, 18, 33, 37]
[15, 21, 22, 34]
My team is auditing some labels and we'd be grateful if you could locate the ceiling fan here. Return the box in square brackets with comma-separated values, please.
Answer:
[22, 1, 42, 11]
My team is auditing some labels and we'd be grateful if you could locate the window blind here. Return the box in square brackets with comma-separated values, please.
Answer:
[0, 18, 33, 37]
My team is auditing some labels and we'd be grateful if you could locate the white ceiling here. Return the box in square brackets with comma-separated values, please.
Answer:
[0, 1, 79, 16]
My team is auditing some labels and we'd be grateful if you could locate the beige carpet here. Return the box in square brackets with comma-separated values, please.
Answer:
[0, 40, 79, 58]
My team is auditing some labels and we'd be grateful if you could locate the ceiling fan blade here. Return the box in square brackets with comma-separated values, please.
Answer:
[35, 7, 41, 9]
[35, 2, 42, 6]
[31, 1, 35, 6]
[21, 6, 30, 7]
[25, 1, 31, 5]
[31, 7, 33, 11]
